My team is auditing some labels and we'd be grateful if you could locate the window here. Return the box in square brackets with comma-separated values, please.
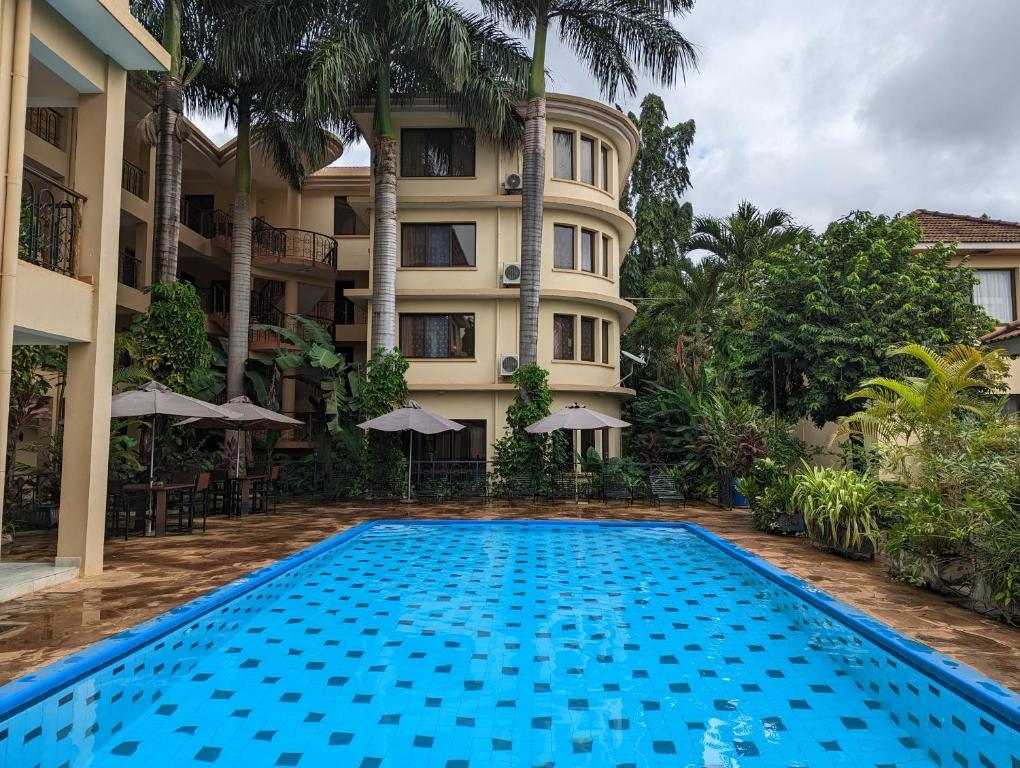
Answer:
[580, 429, 596, 457]
[554, 224, 575, 269]
[600, 145, 610, 191]
[601, 235, 611, 277]
[333, 196, 368, 235]
[401, 223, 476, 267]
[580, 229, 596, 273]
[580, 136, 595, 185]
[399, 314, 475, 358]
[401, 128, 475, 177]
[414, 419, 486, 460]
[601, 320, 610, 364]
[553, 130, 574, 180]
[973, 269, 1016, 323]
[580, 317, 596, 361]
[553, 314, 574, 360]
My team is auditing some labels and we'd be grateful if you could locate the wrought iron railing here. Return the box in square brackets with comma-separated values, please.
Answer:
[180, 200, 232, 240]
[25, 108, 63, 148]
[19, 167, 84, 276]
[278, 412, 313, 444]
[253, 223, 338, 269]
[118, 249, 142, 288]
[317, 299, 367, 326]
[121, 158, 147, 200]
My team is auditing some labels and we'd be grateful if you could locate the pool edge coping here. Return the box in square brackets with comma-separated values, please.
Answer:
[0, 517, 1016, 731]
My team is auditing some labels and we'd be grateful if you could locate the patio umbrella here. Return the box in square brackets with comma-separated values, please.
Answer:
[177, 396, 304, 477]
[110, 381, 228, 482]
[524, 402, 631, 434]
[357, 401, 465, 500]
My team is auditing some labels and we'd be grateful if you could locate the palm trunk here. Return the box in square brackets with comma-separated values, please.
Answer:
[227, 95, 253, 471]
[370, 69, 397, 351]
[153, 0, 184, 284]
[519, 22, 548, 366]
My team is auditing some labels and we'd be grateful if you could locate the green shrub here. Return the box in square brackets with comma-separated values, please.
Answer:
[792, 465, 879, 551]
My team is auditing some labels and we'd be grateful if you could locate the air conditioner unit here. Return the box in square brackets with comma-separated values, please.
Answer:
[499, 353, 521, 377]
[501, 261, 522, 286]
[503, 172, 523, 192]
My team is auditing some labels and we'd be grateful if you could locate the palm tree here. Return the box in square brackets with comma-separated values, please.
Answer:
[689, 201, 808, 292]
[198, 1, 337, 403]
[303, 0, 529, 351]
[480, 0, 698, 366]
[132, 0, 207, 284]
[629, 256, 725, 382]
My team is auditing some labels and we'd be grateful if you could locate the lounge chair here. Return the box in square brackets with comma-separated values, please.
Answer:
[603, 472, 633, 504]
[650, 472, 685, 506]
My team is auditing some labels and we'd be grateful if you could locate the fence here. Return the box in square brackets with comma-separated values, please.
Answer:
[19, 167, 84, 276]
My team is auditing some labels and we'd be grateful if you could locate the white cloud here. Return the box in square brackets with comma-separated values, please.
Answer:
[190, 0, 1020, 229]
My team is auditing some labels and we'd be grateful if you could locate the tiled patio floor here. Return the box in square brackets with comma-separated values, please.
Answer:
[0, 500, 1017, 693]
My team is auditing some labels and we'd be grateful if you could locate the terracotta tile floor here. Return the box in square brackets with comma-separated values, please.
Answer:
[0, 500, 1017, 693]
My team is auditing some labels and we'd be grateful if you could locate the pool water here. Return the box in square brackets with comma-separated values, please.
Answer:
[1, 522, 1017, 767]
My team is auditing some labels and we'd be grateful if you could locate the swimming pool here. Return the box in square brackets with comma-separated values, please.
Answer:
[0, 521, 1016, 767]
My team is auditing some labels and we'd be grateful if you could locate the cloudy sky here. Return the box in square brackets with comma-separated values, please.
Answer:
[191, 1, 1020, 231]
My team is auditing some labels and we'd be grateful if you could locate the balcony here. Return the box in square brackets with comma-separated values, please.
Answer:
[270, 412, 313, 450]
[250, 313, 335, 352]
[253, 221, 337, 273]
[25, 108, 63, 149]
[317, 299, 367, 343]
[118, 249, 141, 288]
[122, 159, 147, 201]
[180, 199, 232, 243]
[19, 167, 84, 277]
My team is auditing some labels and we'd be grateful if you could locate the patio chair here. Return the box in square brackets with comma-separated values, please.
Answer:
[507, 474, 538, 504]
[193, 472, 211, 531]
[603, 472, 633, 505]
[650, 472, 685, 507]
[168, 470, 198, 533]
[265, 465, 281, 513]
[549, 472, 579, 503]
[110, 484, 149, 540]
[208, 470, 231, 516]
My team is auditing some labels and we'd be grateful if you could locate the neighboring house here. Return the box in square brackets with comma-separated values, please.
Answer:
[912, 209, 1020, 400]
[0, 3, 637, 577]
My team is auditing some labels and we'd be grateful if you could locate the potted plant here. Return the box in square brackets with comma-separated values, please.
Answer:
[792, 465, 879, 559]
[740, 459, 805, 535]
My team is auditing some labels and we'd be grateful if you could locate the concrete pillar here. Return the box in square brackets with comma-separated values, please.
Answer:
[281, 279, 298, 412]
[56, 61, 127, 575]
[0, 0, 32, 550]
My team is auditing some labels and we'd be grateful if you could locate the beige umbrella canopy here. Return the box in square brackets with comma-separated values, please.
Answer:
[358, 401, 465, 500]
[111, 381, 230, 482]
[177, 396, 304, 477]
[525, 402, 631, 434]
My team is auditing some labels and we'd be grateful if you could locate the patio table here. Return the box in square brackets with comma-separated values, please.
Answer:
[229, 473, 266, 517]
[123, 482, 196, 537]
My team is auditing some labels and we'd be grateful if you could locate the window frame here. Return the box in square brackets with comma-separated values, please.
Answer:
[553, 313, 575, 360]
[601, 320, 611, 365]
[333, 196, 368, 236]
[580, 229, 597, 273]
[973, 268, 1017, 324]
[398, 312, 476, 359]
[580, 316, 597, 362]
[552, 129, 575, 180]
[399, 127, 476, 178]
[580, 135, 596, 186]
[601, 234, 612, 278]
[553, 224, 576, 270]
[400, 222, 477, 268]
[600, 145, 611, 192]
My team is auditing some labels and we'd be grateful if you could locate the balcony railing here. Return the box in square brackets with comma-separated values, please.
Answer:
[122, 159, 147, 200]
[20, 167, 84, 276]
[118, 249, 142, 288]
[25, 108, 63, 149]
[180, 200, 232, 240]
[316, 299, 367, 325]
[253, 222, 338, 270]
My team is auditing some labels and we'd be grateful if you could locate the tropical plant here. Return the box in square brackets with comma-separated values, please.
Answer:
[627, 256, 725, 382]
[739, 459, 799, 534]
[121, 281, 214, 395]
[690, 201, 808, 293]
[696, 393, 764, 478]
[791, 465, 879, 555]
[727, 212, 996, 425]
[303, 0, 529, 351]
[131, 0, 208, 283]
[491, 363, 554, 491]
[479, 0, 698, 366]
[840, 343, 1009, 477]
[196, 0, 338, 405]
[619, 93, 695, 301]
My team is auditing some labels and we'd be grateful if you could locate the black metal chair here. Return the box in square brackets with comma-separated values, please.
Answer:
[507, 474, 538, 504]
[603, 472, 633, 504]
[109, 484, 150, 540]
[650, 471, 685, 506]
[549, 472, 579, 503]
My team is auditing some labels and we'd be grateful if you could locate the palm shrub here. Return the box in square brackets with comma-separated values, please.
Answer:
[791, 465, 879, 557]
[491, 364, 553, 493]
